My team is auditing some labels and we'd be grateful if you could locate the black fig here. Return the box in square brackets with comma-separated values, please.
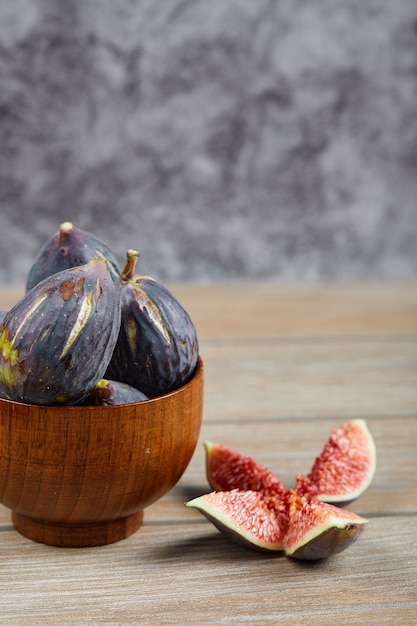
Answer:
[106, 250, 199, 397]
[83, 379, 148, 406]
[26, 221, 120, 291]
[0, 258, 121, 405]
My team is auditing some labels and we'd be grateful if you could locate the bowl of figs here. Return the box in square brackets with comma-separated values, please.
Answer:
[0, 222, 203, 547]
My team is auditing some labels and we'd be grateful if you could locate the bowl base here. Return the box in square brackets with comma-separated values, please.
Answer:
[12, 510, 144, 548]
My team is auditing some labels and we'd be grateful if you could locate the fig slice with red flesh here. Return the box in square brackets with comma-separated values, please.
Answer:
[205, 419, 376, 506]
[186, 489, 288, 552]
[191, 421, 375, 559]
[186, 489, 368, 560]
[204, 441, 287, 499]
[296, 419, 377, 506]
[284, 491, 368, 560]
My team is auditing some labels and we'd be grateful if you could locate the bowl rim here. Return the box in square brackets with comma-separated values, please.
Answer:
[0, 355, 203, 412]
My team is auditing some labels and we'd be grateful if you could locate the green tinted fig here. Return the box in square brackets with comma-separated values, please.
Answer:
[106, 250, 199, 397]
[26, 221, 120, 291]
[0, 258, 121, 405]
[83, 378, 148, 406]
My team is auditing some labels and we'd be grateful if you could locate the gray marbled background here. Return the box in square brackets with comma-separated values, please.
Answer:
[0, 0, 416, 286]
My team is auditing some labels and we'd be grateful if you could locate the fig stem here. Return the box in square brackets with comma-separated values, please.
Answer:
[121, 250, 140, 282]
[60, 222, 74, 232]
[58, 222, 74, 256]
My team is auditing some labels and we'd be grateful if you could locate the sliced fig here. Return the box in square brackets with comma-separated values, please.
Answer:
[186, 489, 288, 552]
[0, 258, 121, 405]
[26, 221, 120, 291]
[205, 420, 376, 507]
[186, 489, 368, 560]
[106, 250, 199, 397]
[297, 419, 377, 506]
[187, 421, 375, 560]
[83, 378, 148, 406]
[284, 491, 368, 560]
[205, 442, 287, 499]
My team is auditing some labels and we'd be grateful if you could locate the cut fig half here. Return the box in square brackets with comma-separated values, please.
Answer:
[205, 419, 376, 507]
[284, 491, 368, 560]
[185, 489, 368, 560]
[190, 420, 375, 560]
[186, 489, 287, 552]
[300, 419, 377, 506]
[205, 442, 287, 498]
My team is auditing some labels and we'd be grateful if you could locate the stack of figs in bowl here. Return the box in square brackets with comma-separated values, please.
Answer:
[0, 222, 203, 547]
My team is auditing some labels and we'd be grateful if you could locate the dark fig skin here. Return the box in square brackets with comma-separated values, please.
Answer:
[0, 311, 6, 325]
[0, 258, 121, 405]
[287, 524, 366, 560]
[106, 250, 199, 397]
[26, 221, 120, 291]
[83, 378, 148, 406]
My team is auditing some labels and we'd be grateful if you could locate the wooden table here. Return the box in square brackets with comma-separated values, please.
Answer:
[1, 282, 416, 625]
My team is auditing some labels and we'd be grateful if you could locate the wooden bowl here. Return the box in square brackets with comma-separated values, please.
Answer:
[0, 357, 203, 548]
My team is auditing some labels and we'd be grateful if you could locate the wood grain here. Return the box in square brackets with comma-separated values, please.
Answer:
[172, 281, 417, 339]
[0, 517, 416, 625]
[200, 338, 417, 421]
[0, 358, 203, 547]
[0, 282, 416, 624]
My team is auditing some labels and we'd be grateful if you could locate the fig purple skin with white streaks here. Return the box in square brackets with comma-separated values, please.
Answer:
[106, 250, 199, 398]
[26, 221, 120, 291]
[0, 258, 121, 405]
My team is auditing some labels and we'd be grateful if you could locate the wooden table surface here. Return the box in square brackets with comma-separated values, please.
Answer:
[1, 281, 416, 625]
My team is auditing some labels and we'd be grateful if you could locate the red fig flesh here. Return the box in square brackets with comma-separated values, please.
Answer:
[186, 489, 287, 552]
[186, 488, 368, 560]
[284, 491, 368, 560]
[299, 419, 377, 505]
[187, 420, 376, 560]
[205, 420, 376, 506]
[205, 441, 287, 499]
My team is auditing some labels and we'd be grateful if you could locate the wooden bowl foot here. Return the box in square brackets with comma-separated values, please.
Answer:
[12, 510, 144, 548]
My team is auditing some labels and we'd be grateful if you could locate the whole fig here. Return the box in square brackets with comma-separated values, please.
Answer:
[106, 250, 199, 397]
[26, 221, 120, 291]
[0, 258, 121, 405]
[83, 379, 148, 406]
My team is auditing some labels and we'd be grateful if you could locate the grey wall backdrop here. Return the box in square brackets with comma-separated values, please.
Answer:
[0, 0, 416, 286]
